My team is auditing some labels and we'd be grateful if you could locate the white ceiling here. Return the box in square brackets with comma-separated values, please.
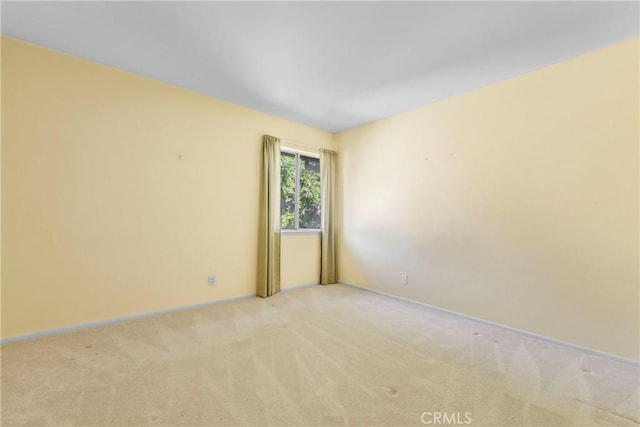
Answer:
[2, 1, 638, 132]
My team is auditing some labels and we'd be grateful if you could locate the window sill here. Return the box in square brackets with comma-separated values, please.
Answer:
[281, 229, 321, 236]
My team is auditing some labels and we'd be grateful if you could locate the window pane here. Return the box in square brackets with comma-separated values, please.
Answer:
[298, 155, 321, 229]
[280, 152, 296, 229]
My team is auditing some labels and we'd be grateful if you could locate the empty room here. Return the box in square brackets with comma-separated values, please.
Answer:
[1, 1, 639, 426]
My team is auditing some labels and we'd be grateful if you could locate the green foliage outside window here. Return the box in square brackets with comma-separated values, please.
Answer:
[281, 152, 321, 230]
[281, 153, 296, 229]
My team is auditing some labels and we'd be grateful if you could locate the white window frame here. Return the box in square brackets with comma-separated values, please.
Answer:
[281, 148, 321, 235]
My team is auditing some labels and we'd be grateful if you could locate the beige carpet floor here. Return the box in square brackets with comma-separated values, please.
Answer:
[1, 284, 639, 426]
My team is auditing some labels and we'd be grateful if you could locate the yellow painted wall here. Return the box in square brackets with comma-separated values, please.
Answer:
[281, 234, 321, 289]
[3, 34, 638, 361]
[1, 36, 334, 339]
[336, 37, 639, 361]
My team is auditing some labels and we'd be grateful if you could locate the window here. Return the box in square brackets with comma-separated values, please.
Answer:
[281, 151, 321, 230]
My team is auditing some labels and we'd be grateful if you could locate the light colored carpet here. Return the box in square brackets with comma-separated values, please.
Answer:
[1, 284, 639, 426]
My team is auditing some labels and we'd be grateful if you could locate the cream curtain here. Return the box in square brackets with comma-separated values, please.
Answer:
[320, 149, 337, 285]
[257, 135, 281, 297]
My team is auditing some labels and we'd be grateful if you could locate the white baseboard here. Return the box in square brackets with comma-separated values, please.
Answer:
[0, 292, 257, 345]
[281, 282, 320, 291]
[338, 282, 640, 367]
[0, 282, 322, 346]
[6, 280, 636, 367]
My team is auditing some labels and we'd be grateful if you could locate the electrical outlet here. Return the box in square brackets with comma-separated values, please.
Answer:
[208, 275, 216, 286]
[400, 274, 408, 285]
